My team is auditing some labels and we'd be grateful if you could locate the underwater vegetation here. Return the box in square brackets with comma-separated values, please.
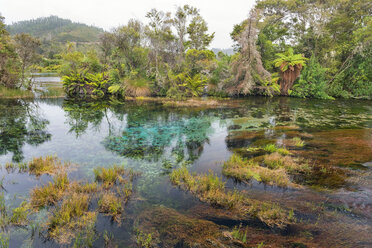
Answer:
[170, 167, 295, 229]
[104, 117, 213, 161]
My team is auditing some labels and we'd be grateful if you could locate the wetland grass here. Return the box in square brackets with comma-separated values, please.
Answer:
[25, 161, 136, 244]
[48, 193, 97, 244]
[31, 173, 69, 208]
[223, 154, 292, 187]
[170, 167, 294, 229]
[98, 192, 123, 222]
[93, 165, 128, 188]
[263, 144, 291, 155]
[10, 201, 30, 226]
[231, 224, 248, 243]
[292, 137, 305, 147]
[4, 156, 70, 176]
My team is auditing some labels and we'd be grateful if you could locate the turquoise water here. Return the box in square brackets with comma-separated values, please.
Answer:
[0, 97, 371, 247]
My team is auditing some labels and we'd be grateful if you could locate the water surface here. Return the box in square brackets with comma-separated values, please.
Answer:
[0, 97, 371, 247]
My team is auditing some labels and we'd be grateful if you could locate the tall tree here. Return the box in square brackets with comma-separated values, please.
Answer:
[14, 33, 41, 89]
[145, 9, 175, 86]
[0, 15, 20, 88]
[171, 5, 199, 54]
[228, 9, 271, 95]
[186, 15, 214, 50]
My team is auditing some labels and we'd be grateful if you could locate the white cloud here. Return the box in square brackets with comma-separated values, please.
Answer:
[0, 0, 255, 48]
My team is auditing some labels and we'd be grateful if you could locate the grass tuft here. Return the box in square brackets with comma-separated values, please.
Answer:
[93, 165, 130, 188]
[223, 154, 292, 187]
[170, 167, 293, 229]
[30, 173, 69, 208]
[98, 192, 123, 222]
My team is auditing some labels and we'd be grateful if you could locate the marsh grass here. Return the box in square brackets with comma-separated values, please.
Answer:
[0, 232, 9, 248]
[28, 156, 70, 176]
[263, 153, 310, 173]
[93, 165, 129, 188]
[27, 163, 135, 244]
[0, 194, 9, 229]
[40, 86, 65, 98]
[0, 86, 34, 98]
[223, 154, 292, 187]
[1, 159, 135, 246]
[10, 201, 30, 226]
[31, 173, 69, 208]
[263, 144, 291, 155]
[170, 167, 293, 229]
[136, 229, 153, 248]
[4, 156, 71, 177]
[231, 224, 248, 243]
[98, 192, 123, 222]
[292, 137, 305, 147]
[48, 193, 97, 244]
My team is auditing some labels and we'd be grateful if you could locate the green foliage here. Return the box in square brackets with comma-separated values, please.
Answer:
[0, 16, 21, 88]
[273, 48, 307, 72]
[167, 71, 207, 98]
[63, 71, 110, 98]
[291, 54, 332, 99]
[186, 15, 215, 50]
[10, 201, 29, 225]
[255, 0, 371, 98]
[330, 45, 372, 98]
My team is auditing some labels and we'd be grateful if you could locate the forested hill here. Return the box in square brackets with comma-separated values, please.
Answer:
[6, 16, 104, 42]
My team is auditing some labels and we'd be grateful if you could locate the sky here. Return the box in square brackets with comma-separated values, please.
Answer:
[0, 0, 256, 48]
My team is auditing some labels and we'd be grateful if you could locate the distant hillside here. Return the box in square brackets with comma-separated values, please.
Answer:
[6, 16, 104, 43]
[212, 48, 235, 56]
